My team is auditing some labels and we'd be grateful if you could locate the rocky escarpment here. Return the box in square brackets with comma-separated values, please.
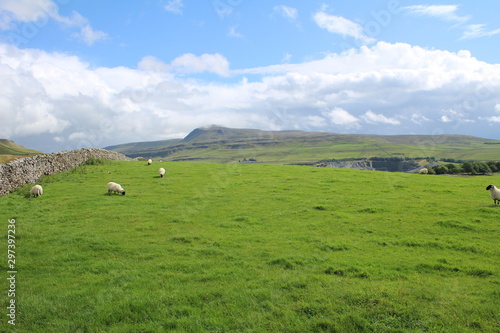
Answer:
[0, 148, 132, 195]
[316, 159, 421, 172]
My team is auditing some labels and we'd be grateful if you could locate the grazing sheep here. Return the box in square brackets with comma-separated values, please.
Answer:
[159, 167, 165, 178]
[486, 184, 500, 206]
[29, 184, 43, 197]
[147, 159, 152, 165]
[107, 182, 126, 195]
[419, 168, 428, 174]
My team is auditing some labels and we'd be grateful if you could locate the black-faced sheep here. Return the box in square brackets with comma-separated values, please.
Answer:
[159, 167, 165, 178]
[486, 184, 500, 206]
[107, 182, 126, 195]
[30, 184, 43, 197]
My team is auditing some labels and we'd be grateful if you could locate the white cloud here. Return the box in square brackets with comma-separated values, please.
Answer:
[228, 25, 244, 38]
[411, 114, 432, 125]
[362, 111, 400, 125]
[313, 7, 376, 44]
[323, 107, 359, 126]
[486, 117, 500, 123]
[403, 5, 500, 41]
[164, 0, 183, 15]
[402, 5, 470, 24]
[137, 56, 170, 72]
[68, 131, 86, 141]
[0, 0, 58, 28]
[281, 53, 292, 64]
[441, 115, 452, 123]
[2, 41, 500, 152]
[0, 0, 107, 45]
[274, 5, 298, 21]
[75, 24, 108, 46]
[214, 3, 233, 19]
[170, 53, 230, 77]
[306, 115, 327, 128]
[461, 24, 500, 40]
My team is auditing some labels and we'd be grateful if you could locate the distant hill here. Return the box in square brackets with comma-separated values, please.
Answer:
[0, 139, 42, 163]
[104, 126, 500, 164]
[104, 138, 182, 156]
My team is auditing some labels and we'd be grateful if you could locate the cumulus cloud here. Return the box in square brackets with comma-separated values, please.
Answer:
[0, 0, 58, 29]
[137, 56, 170, 72]
[2, 41, 500, 152]
[74, 24, 108, 46]
[323, 107, 359, 126]
[313, 6, 376, 44]
[170, 53, 230, 76]
[361, 111, 400, 125]
[0, 0, 107, 45]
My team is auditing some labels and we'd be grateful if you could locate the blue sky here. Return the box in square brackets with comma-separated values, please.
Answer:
[1, 0, 500, 152]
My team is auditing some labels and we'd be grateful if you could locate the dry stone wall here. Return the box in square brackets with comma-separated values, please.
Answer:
[0, 148, 132, 195]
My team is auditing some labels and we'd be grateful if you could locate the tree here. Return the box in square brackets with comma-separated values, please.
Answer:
[474, 161, 491, 175]
[445, 163, 461, 174]
[461, 162, 476, 175]
[487, 161, 498, 173]
[433, 165, 448, 175]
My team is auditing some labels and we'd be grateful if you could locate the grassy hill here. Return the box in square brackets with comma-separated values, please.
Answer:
[0, 139, 42, 163]
[104, 126, 500, 164]
[1, 161, 498, 332]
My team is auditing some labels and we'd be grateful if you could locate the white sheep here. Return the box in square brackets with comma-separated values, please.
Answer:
[419, 168, 428, 174]
[107, 182, 126, 195]
[29, 184, 43, 197]
[147, 159, 152, 165]
[486, 184, 500, 206]
[159, 167, 165, 178]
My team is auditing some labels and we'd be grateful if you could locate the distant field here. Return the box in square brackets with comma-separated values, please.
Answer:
[0, 155, 32, 164]
[134, 137, 500, 164]
[161, 139, 500, 164]
[0, 161, 499, 332]
[105, 127, 500, 163]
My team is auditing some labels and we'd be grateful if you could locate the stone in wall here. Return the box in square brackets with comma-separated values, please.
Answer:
[0, 148, 132, 195]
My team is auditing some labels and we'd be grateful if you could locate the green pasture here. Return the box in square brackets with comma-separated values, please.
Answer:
[160, 139, 500, 164]
[0, 161, 499, 332]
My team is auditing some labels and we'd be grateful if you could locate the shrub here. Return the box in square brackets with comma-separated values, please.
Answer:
[445, 163, 461, 174]
[432, 165, 448, 175]
[487, 161, 498, 173]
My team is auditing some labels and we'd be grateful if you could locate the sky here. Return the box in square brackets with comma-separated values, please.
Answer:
[1, 0, 500, 152]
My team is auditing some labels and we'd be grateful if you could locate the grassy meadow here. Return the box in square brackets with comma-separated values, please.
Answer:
[0, 160, 499, 332]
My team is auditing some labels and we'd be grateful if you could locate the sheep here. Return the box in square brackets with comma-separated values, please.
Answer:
[159, 167, 165, 178]
[147, 159, 152, 165]
[486, 184, 500, 206]
[29, 184, 43, 197]
[419, 168, 428, 174]
[107, 182, 126, 195]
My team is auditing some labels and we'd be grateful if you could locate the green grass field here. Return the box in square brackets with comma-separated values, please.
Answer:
[1, 161, 499, 332]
